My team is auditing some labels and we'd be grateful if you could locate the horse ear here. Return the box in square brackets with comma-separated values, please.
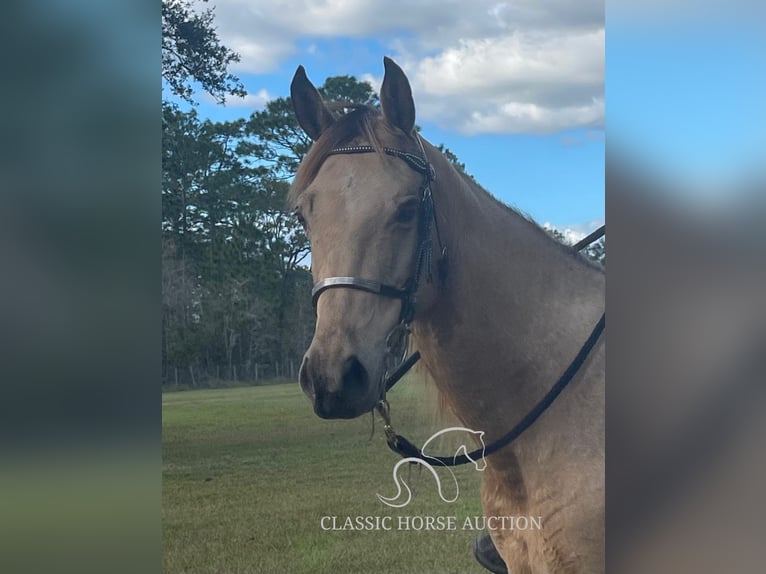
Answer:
[290, 65, 335, 141]
[380, 57, 415, 135]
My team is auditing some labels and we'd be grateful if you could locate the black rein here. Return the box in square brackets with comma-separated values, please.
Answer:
[383, 225, 605, 466]
[385, 312, 605, 466]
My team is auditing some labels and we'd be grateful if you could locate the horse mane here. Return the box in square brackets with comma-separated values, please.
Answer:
[289, 105, 381, 208]
[450, 165, 603, 270]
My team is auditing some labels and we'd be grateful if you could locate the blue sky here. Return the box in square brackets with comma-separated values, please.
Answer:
[171, 1, 605, 238]
[607, 15, 766, 195]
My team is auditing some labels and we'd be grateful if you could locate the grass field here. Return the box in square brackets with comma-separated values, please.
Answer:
[163, 381, 488, 574]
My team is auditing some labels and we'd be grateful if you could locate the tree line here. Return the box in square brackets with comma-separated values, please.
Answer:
[161, 76, 382, 385]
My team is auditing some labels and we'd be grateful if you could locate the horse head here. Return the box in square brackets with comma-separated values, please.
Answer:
[289, 58, 441, 419]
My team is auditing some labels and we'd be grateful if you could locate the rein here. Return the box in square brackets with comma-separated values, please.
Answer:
[380, 313, 605, 466]
[380, 225, 605, 466]
[309, 136, 605, 468]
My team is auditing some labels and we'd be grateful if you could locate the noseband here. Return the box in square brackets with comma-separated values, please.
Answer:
[310, 135, 445, 387]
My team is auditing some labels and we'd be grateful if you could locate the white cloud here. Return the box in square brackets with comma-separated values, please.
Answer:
[198, 87, 272, 109]
[227, 88, 272, 109]
[208, 0, 603, 134]
[359, 73, 382, 94]
[405, 29, 604, 134]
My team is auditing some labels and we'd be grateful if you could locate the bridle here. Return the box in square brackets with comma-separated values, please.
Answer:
[309, 133, 605, 467]
[311, 134, 445, 389]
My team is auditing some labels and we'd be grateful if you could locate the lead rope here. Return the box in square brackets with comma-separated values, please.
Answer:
[378, 225, 605, 466]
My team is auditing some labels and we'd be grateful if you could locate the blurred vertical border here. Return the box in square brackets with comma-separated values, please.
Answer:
[0, 1, 159, 574]
[607, 1, 765, 573]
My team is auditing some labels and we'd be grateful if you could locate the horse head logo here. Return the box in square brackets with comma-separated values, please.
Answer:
[377, 427, 487, 508]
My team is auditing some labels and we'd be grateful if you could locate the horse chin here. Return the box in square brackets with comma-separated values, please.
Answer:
[309, 375, 382, 420]
[313, 404, 365, 420]
[312, 393, 377, 420]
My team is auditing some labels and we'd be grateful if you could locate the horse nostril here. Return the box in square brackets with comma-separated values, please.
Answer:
[341, 355, 369, 399]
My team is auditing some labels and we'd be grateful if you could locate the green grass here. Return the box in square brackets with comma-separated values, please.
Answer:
[163, 382, 488, 574]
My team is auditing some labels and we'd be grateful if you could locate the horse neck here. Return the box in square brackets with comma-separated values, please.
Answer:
[412, 144, 604, 439]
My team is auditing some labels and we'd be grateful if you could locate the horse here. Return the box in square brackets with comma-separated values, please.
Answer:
[289, 57, 605, 573]
[378, 427, 487, 508]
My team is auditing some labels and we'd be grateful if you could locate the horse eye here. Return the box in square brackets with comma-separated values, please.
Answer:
[394, 200, 419, 224]
[295, 211, 307, 229]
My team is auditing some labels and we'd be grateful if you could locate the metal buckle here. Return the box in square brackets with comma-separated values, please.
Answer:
[376, 399, 396, 442]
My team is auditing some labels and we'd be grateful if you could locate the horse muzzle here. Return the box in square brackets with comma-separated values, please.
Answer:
[299, 353, 377, 419]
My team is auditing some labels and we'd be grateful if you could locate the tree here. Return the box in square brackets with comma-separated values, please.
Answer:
[437, 144, 475, 181]
[162, 101, 313, 384]
[243, 76, 378, 179]
[162, 0, 246, 104]
[546, 227, 606, 266]
[320, 76, 379, 107]
[583, 238, 606, 266]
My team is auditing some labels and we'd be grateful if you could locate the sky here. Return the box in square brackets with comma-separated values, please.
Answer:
[607, 13, 766, 198]
[171, 0, 606, 238]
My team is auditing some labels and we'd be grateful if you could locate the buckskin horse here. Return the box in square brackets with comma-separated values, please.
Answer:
[290, 57, 605, 574]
